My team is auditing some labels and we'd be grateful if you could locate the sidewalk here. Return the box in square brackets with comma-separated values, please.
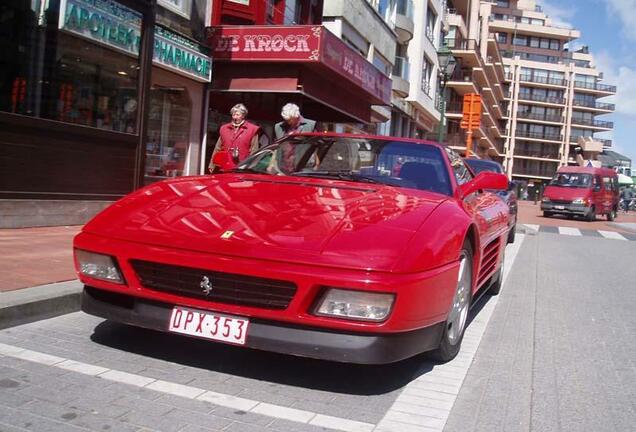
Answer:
[0, 226, 82, 329]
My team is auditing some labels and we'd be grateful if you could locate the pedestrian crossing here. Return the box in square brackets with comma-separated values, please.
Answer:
[521, 224, 636, 241]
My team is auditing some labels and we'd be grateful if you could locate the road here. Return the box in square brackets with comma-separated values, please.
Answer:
[0, 230, 635, 431]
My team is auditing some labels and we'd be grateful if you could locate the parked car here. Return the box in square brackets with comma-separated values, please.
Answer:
[464, 158, 517, 244]
[541, 166, 619, 221]
[74, 133, 509, 364]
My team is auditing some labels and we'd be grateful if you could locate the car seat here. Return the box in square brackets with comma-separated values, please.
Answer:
[399, 161, 449, 194]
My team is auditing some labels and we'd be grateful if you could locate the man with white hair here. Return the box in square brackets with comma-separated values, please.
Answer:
[273, 103, 317, 140]
[208, 103, 260, 172]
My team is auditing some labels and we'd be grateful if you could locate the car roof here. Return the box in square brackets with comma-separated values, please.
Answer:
[557, 166, 617, 176]
[284, 132, 446, 150]
[464, 158, 504, 172]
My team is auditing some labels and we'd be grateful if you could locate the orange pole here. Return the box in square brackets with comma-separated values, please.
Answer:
[466, 129, 473, 158]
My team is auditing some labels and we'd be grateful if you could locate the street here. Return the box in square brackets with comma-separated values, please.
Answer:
[1, 226, 634, 432]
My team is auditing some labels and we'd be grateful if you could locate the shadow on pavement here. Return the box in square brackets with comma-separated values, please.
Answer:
[90, 320, 436, 396]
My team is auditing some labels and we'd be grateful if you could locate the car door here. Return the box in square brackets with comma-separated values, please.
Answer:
[592, 175, 604, 213]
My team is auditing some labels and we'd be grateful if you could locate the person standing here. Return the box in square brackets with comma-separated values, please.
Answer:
[273, 103, 317, 139]
[208, 104, 260, 172]
[621, 186, 633, 213]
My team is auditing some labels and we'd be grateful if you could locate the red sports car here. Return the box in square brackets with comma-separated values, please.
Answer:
[74, 133, 509, 364]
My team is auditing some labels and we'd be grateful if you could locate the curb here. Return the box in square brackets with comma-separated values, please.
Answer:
[0, 280, 82, 330]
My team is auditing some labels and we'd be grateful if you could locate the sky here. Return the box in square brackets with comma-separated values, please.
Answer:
[539, 0, 636, 164]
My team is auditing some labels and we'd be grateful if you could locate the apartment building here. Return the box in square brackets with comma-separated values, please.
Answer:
[440, 0, 508, 159]
[489, 0, 616, 190]
[323, 0, 442, 137]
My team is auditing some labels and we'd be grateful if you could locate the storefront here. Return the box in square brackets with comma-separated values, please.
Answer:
[204, 24, 392, 163]
[0, 0, 212, 227]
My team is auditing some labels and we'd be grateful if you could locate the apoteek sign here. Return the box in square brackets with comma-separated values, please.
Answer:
[209, 25, 391, 104]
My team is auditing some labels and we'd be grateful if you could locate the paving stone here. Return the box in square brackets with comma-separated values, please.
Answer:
[208, 406, 274, 427]
[164, 407, 233, 430]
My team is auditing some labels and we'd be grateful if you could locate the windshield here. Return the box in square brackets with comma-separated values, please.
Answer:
[465, 159, 503, 174]
[236, 136, 453, 195]
[549, 173, 593, 188]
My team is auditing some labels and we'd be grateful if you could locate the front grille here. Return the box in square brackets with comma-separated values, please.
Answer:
[130, 260, 297, 310]
[551, 200, 572, 205]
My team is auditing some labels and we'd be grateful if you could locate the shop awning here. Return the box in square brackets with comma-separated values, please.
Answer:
[207, 25, 392, 123]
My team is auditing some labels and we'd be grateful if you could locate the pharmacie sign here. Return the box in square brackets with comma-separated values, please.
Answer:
[59, 0, 212, 82]
[154, 26, 212, 82]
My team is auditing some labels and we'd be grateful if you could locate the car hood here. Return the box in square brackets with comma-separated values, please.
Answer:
[83, 174, 447, 271]
[544, 185, 591, 201]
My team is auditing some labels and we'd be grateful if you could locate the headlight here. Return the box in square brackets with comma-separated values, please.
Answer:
[75, 249, 124, 284]
[542, 197, 551, 202]
[572, 198, 587, 205]
[314, 288, 394, 322]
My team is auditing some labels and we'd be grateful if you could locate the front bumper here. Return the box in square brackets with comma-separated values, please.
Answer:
[541, 202, 591, 217]
[82, 286, 445, 364]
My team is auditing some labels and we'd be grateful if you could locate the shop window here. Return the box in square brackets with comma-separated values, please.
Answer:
[0, 1, 142, 134]
[145, 87, 192, 184]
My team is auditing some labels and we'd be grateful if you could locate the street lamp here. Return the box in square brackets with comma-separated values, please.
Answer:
[436, 44, 457, 144]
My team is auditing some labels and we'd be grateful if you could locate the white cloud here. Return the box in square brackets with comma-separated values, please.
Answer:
[540, 0, 575, 28]
[593, 52, 636, 117]
[604, 0, 636, 41]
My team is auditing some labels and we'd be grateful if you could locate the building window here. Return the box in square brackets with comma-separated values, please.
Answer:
[421, 57, 433, 96]
[426, 7, 437, 44]
[496, 0, 510, 7]
[513, 35, 527, 46]
[1, 1, 142, 134]
[497, 32, 507, 43]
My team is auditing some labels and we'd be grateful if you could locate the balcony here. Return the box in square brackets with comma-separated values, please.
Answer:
[570, 117, 614, 129]
[573, 81, 617, 94]
[519, 74, 566, 87]
[445, 37, 480, 68]
[516, 112, 563, 123]
[569, 136, 612, 147]
[512, 168, 557, 179]
[514, 151, 561, 161]
[446, 69, 478, 95]
[394, 0, 415, 43]
[515, 129, 562, 142]
[392, 56, 410, 97]
[518, 93, 565, 105]
[572, 100, 615, 112]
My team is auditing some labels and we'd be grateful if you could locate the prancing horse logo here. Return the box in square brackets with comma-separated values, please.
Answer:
[200, 276, 213, 295]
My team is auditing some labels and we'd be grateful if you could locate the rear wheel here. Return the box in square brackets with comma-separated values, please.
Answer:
[507, 224, 516, 244]
[430, 241, 473, 362]
[489, 246, 505, 296]
[587, 206, 596, 222]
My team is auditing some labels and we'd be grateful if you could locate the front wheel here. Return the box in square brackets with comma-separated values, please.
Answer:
[543, 211, 553, 218]
[430, 241, 473, 362]
[587, 206, 596, 222]
[607, 208, 616, 221]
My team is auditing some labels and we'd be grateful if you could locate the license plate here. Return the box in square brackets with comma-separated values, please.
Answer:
[555, 205, 565, 210]
[168, 306, 248, 345]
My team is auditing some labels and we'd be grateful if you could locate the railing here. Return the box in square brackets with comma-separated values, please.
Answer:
[518, 93, 565, 104]
[445, 101, 463, 114]
[396, 0, 414, 19]
[513, 168, 558, 178]
[572, 100, 615, 110]
[488, 15, 574, 31]
[573, 81, 617, 93]
[515, 151, 560, 160]
[516, 112, 563, 123]
[501, 50, 573, 65]
[599, 138, 612, 147]
[570, 117, 614, 128]
[515, 130, 562, 141]
[392, 56, 410, 81]
[444, 37, 479, 51]
[519, 74, 566, 86]
[425, 26, 435, 44]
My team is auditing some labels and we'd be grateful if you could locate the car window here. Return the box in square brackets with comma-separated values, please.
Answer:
[445, 148, 474, 186]
[237, 136, 453, 195]
[549, 173, 592, 188]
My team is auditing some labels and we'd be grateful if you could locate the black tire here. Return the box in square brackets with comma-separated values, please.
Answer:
[587, 206, 596, 222]
[489, 246, 505, 295]
[543, 211, 553, 218]
[607, 208, 616, 221]
[507, 224, 516, 244]
[430, 241, 473, 363]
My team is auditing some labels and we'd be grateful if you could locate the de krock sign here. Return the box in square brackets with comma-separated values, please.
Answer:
[209, 26, 391, 105]
[58, 0, 212, 82]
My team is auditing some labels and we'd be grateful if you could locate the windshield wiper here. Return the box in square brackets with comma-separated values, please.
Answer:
[293, 170, 380, 184]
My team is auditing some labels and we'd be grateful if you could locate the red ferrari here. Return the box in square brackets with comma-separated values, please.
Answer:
[74, 133, 510, 364]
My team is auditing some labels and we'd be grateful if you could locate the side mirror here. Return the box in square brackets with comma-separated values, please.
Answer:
[212, 150, 235, 172]
[507, 181, 515, 192]
[459, 172, 508, 198]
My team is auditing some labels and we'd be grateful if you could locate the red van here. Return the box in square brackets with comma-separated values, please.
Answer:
[541, 166, 619, 221]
